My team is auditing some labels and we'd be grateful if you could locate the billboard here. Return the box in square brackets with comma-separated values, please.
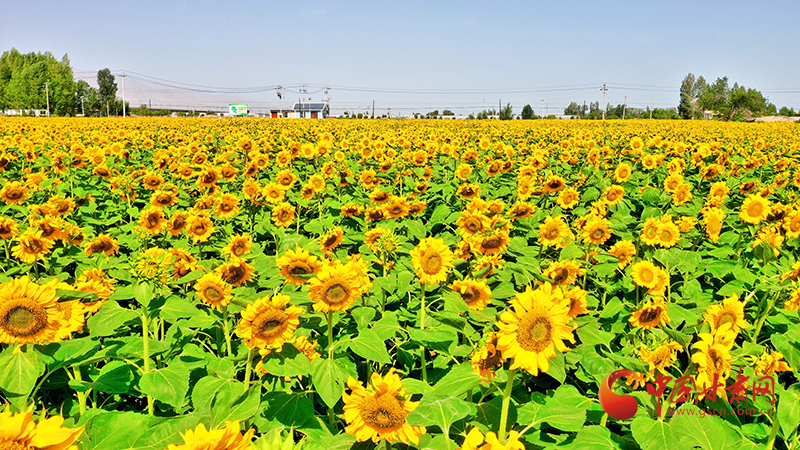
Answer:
[229, 104, 248, 116]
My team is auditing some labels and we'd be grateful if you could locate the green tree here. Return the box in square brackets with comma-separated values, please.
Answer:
[0, 48, 76, 115]
[97, 68, 117, 115]
[521, 104, 534, 119]
[679, 73, 703, 119]
[499, 103, 513, 120]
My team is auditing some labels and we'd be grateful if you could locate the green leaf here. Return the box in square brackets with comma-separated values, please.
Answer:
[311, 358, 351, 408]
[171, 269, 206, 285]
[210, 385, 261, 427]
[351, 306, 376, 329]
[516, 384, 590, 432]
[406, 395, 474, 432]
[92, 360, 134, 394]
[263, 392, 314, 427]
[87, 301, 139, 337]
[577, 321, 615, 349]
[562, 425, 623, 450]
[475, 395, 516, 431]
[772, 333, 800, 373]
[630, 416, 676, 450]
[372, 311, 400, 341]
[139, 363, 190, 409]
[408, 328, 457, 353]
[77, 409, 208, 450]
[260, 343, 312, 377]
[0, 344, 43, 396]
[134, 281, 154, 307]
[778, 384, 800, 440]
[670, 404, 742, 450]
[38, 336, 101, 371]
[191, 376, 244, 412]
[349, 328, 392, 364]
[432, 363, 483, 397]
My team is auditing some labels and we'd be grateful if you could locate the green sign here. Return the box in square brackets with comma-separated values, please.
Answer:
[229, 104, 248, 116]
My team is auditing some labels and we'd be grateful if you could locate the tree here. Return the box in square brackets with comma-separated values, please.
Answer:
[521, 104, 534, 120]
[0, 48, 76, 115]
[499, 103, 513, 120]
[679, 73, 703, 119]
[97, 68, 117, 115]
[442, 109, 454, 116]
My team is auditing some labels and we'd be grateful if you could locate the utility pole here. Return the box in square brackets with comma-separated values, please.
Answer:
[301, 84, 307, 118]
[601, 83, 607, 120]
[623, 96, 627, 120]
[372, 100, 375, 118]
[583, 100, 586, 118]
[121, 73, 127, 118]
[541, 99, 544, 117]
[276, 85, 283, 118]
[45, 82, 50, 116]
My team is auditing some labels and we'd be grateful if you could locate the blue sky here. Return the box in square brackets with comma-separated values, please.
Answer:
[3, 0, 799, 115]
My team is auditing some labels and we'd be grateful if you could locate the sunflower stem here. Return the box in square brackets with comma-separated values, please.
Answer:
[752, 291, 780, 344]
[244, 348, 254, 389]
[73, 366, 88, 415]
[420, 284, 428, 383]
[498, 368, 518, 441]
[222, 307, 232, 357]
[765, 411, 781, 450]
[327, 311, 334, 359]
[141, 310, 154, 415]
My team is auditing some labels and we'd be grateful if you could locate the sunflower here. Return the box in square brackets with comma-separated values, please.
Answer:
[237, 294, 303, 350]
[277, 248, 322, 286]
[640, 218, 660, 246]
[783, 211, 800, 238]
[655, 220, 681, 248]
[12, 231, 55, 264]
[701, 207, 726, 243]
[691, 327, 735, 400]
[457, 211, 488, 237]
[614, 162, 632, 183]
[341, 203, 364, 217]
[461, 427, 525, 450]
[0, 409, 84, 450]
[608, 240, 635, 269]
[0, 181, 29, 204]
[410, 238, 454, 285]
[0, 216, 19, 240]
[171, 248, 201, 280]
[167, 421, 254, 450]
[755, 351, 792, 376]
[216, 260, 254, 286]
[539, 216, 569, 247]
[544, 260, 585, 286]
[663, 174, 684, 193]
[603, 185, 624, 205]
[309, 264, 362, 312]
[141, 171, 164, 190]
[320, 227, 344, 253]
[469, 333, 505, 381]
[739, 194, 771, 224]
[365, 207, 386, 222]
[194, 273, 233, 310]
[384, 196, 410, 219]
[564, 286, 588, 318]
[507, 201, 534, 221]
[629, 298, 670, 330]
[470, 231, 510, 256]
[639, 341, 682, 376]
[186, 213, 214, 242]
[0, 276, 65, 344]
[457, 184, 481, 199]
[582, 218, 612, 245]
[450, 278, 492, 310]
[496, 283, 575, 376]
[149, 190, 177, 208]
[556, 187, 580, 210]
[139, 207, 167, 235]
[542, 175, 566, 193]
[342, 369, 426, 445]
[455, 163, 473, 181]
[223, 234, 252, 260]
[271, 202, 295, 228]
[703, 295, 748, 334]
[53, 298, 87, 341]
[215, 193, 240, 220]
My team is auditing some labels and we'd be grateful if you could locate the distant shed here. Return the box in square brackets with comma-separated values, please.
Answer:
[290, 102, 329, 119]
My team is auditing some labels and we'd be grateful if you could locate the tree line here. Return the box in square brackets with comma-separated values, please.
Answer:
[0, 48, 127, 116]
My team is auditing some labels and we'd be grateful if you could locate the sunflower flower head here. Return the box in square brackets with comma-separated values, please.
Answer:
[410, 237, 454, 285]
[237, 294, 303, 350]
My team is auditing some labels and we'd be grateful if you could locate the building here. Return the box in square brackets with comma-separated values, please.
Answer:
[289, 102, 329, 119]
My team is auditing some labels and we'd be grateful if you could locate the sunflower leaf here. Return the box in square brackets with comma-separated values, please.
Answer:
[0, 344, 43, 396]
[406, 395, 474, 431]
[350, 328, 391, 364]
[87, 301, 140, 337]
[311, 357, 350, 408]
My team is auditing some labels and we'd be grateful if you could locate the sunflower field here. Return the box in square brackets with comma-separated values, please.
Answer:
[0, 117, 799, 450]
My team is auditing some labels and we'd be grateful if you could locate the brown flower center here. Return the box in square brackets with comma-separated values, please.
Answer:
[3, 304, 47, 337]
[204, 286, 222, 302]
[254, 310, 288, 338]
[517, 310, 553, 353]
[324, 283, 350, 305]
[421, 251, 443, 275]
[460, 286, 482, 304]
[482, 236, 503, 250]
[638, 307, 661, 325]
[359, 393, 407, 429]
